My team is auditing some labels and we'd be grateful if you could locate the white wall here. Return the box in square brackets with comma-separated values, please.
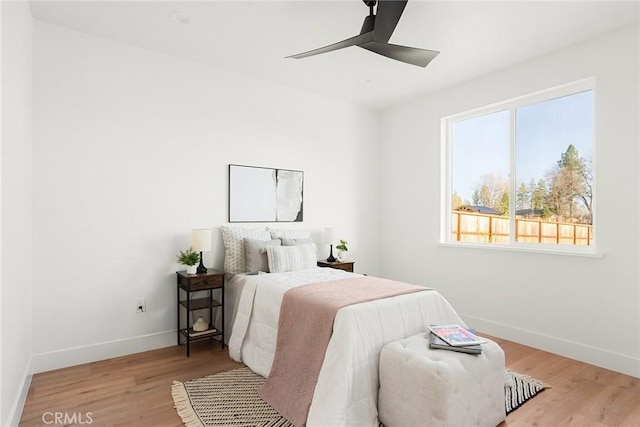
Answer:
[1, 1, 34, 425]
[379, 24, 640, 377]
[31, 21, 381, 372]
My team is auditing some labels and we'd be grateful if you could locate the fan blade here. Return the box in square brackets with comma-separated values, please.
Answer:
[359, 41, 439, 67]
[373, 0, 408, 42]
[287, 31, 374, 59]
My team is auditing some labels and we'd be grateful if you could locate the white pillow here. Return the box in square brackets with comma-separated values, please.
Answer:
[221, 226, 271, 274]
[266, 244, 317, 273]
[268, 228, 311, 240]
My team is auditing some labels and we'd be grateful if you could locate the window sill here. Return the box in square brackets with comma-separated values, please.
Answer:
[438, 241, 603, 258]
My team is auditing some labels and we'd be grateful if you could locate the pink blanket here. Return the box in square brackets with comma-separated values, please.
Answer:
[258, 276, 427, 426]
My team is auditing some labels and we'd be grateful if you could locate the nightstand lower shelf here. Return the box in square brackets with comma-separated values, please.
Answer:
[179, 327, 222, 342]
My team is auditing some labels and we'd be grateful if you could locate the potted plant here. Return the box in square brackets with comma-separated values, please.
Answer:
[336, 239, 348, 261]
[177, 247, 200, 274]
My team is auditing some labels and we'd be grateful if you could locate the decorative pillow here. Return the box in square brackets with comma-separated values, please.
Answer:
[266, 244, 318, 273]
[268, 228, 311, 240]
[280, 237, 314, 246]
[220, 226, 271, 274]
[245, 238, 281, 274]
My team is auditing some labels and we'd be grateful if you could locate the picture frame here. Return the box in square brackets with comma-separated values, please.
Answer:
[228, 164, 304, 222]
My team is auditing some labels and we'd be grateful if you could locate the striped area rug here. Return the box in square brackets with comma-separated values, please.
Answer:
[172, 368, 293, 427]
[505, 369, 548, 414]
[172, 367, 547, 426]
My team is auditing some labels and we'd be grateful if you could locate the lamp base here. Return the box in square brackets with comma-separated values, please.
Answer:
[196, 252, 207, 274]
[326, 245, 337, 263]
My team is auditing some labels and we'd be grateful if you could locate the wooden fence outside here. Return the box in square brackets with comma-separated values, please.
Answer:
[451, 211, 593, 246]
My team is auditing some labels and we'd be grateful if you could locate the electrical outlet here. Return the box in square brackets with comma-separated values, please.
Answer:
[135, 298, 146, 313]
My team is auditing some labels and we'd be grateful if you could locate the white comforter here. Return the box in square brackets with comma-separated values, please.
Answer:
[228, 268, 466, 427]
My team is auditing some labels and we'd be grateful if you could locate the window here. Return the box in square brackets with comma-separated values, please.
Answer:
[442, 79, 595, 254]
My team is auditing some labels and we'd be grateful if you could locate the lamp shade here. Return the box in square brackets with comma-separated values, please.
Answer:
[324, 227, 335, 245]
[190, 228, 212, 252]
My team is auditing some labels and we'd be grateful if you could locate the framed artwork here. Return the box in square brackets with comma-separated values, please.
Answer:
[228, 164, 304, 222]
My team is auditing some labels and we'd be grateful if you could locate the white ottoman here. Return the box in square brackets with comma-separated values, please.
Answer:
[378, 332, 506, 427]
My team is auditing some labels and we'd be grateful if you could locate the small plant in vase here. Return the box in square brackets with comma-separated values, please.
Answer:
[336, 239, 348, 261]
[177, 247, 200, 274]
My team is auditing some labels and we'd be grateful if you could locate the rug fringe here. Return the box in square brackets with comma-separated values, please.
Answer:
[172, 381, 205, 427]
[506, 369, 553, 388]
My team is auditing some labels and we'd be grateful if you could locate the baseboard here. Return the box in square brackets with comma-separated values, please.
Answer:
[461, 313, 640, 378]
[6, 358, 33, 427]
[30, 330, 175, 374]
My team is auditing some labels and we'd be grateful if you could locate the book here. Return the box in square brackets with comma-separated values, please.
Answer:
[188, 328, 218, 337]
[428, 332, 482, 354]
[428, 324, 486, 347]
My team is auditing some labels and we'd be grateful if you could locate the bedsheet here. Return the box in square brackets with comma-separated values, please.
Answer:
[228, 268, 466, 427]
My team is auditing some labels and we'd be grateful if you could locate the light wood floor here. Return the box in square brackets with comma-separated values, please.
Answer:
[19, 336, 640, 427]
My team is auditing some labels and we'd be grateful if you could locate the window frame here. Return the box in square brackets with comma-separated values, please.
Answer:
[440, 78, 598, 257]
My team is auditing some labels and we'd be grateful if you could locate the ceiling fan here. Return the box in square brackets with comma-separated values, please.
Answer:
[287, 0, 439, 68]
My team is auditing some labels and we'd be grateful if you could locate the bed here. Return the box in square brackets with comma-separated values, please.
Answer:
[219, 225, 467, 426]
[225, 267, 466, 426]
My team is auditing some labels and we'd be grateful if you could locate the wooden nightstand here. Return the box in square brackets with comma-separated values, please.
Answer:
[317, 260, 354, 273]
[176, 269, 225, 356]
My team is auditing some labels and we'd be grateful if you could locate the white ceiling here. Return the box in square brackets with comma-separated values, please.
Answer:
[29, 0, 640, 110]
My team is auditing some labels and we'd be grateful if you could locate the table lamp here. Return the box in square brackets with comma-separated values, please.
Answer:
[191, 228, 212, 274]
[324, 227, 337, 262]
